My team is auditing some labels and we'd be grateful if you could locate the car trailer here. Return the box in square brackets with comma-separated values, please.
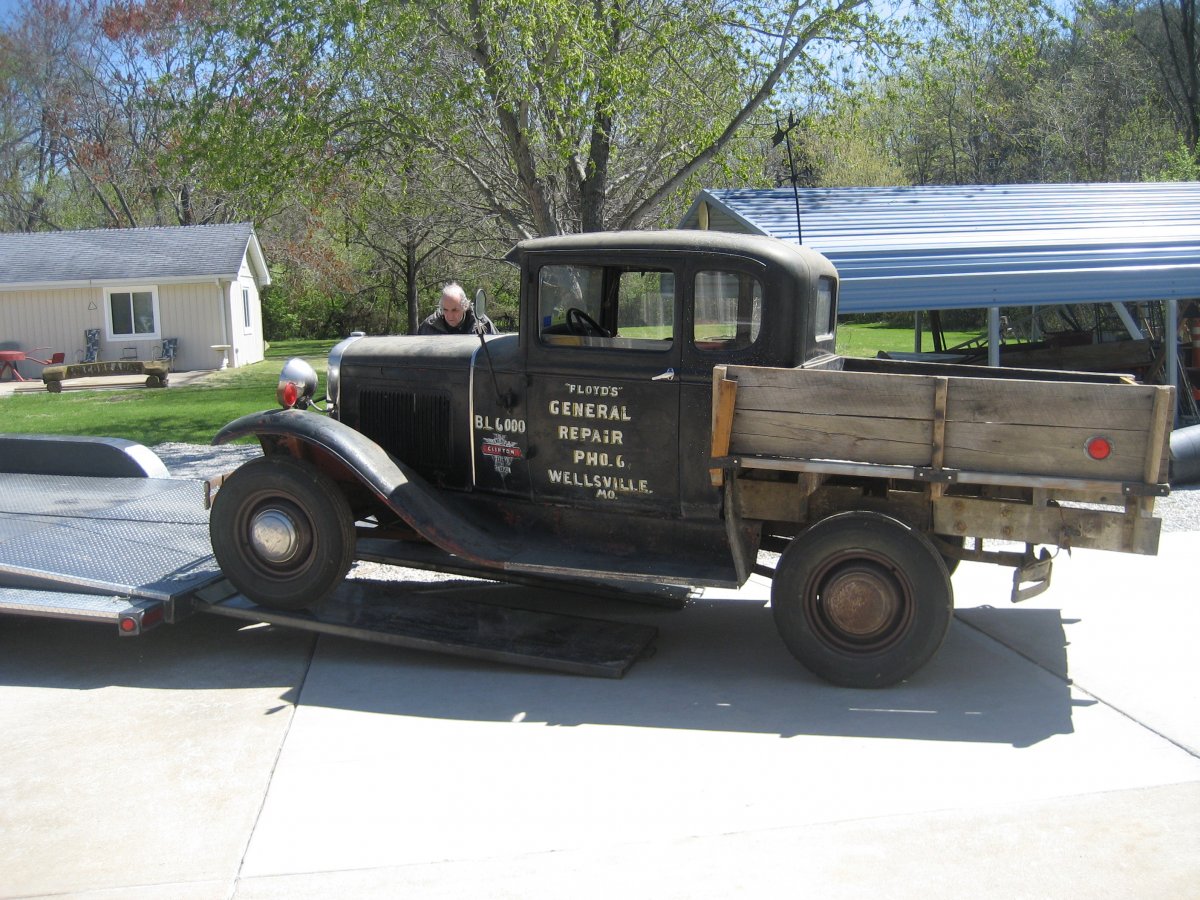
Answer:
[0, 435, 658, 678]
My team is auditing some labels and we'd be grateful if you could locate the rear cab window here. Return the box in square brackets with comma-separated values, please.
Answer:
[692, 269, 763, 352]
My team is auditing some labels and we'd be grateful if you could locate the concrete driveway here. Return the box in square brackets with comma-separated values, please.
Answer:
[1, 532, 1197, 899]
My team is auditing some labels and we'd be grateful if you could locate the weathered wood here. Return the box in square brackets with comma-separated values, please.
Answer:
[42, 359, 170, 391]
[727, 454, 1158, 496]
[722, 363, 1170, 484]
[731, 408, 932, 467]
[709, 367, 738, 488]
[933, 496, 1161, 556]
[732, 367, 934, 420]
[930, 377, 949, 500]
[997, 337, 1155, 372]
[943, 420, 1149, 481]
[1143, 385, 1174, 485]
[943, 377, 1159, 429]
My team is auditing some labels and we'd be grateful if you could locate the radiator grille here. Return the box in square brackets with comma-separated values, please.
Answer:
[358, 389, 452, 471]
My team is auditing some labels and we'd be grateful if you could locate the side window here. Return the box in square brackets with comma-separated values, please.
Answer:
[539, 265, 603, 342]
[693, 270, 762, 351]
[538, 264, 674, 350]
[813, 275, 836, 340]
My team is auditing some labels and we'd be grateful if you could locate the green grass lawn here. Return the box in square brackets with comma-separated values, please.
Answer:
[0, 325, 975, 447]
[0, 347, 335, 446]
[835, 322, 977, 357]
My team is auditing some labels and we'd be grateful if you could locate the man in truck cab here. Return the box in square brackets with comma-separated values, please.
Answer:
[418, 282, 498, 335]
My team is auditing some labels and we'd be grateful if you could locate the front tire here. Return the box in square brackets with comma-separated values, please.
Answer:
[209, 456, 356, 610]
[772, 511, 953, 688]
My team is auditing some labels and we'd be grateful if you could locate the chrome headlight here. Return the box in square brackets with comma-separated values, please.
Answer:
[277, 357, 318, 409]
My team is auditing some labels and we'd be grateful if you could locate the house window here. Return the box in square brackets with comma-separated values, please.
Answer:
[106, 287, 160, 340]
[242, 287, 252, 331]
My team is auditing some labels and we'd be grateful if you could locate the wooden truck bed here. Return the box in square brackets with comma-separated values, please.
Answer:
[710, 360, 1174, 559]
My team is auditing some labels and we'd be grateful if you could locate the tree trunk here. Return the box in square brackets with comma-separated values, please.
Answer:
[406, 239, 420, 335]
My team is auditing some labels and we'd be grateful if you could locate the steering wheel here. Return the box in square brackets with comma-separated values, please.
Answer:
[566, 307, 609, 337]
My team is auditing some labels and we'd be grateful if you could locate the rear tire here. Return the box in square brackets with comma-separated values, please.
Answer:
[209, 456, 356, 610]
[772, 511, 953, 688]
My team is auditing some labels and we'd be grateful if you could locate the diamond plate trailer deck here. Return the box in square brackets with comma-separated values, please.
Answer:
[0, 435, 657, 677]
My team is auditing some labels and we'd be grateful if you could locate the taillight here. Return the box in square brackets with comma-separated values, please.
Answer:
[1085, 436, 1113, 461]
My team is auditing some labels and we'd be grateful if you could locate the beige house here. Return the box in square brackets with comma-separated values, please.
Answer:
[0, 223, 270, 374]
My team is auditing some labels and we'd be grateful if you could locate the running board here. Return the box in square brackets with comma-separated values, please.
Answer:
[194, 578, 658, 679]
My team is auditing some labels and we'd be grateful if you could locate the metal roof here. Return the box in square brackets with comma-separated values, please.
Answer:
[0, 222, 270, 290]
[678, 183, 1200, 313]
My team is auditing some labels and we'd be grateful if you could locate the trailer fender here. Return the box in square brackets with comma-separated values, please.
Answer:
[213, 409, 518, 568]
[0, 433, 169, 478]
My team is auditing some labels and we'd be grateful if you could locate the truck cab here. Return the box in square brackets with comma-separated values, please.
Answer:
[331, 231, 836, 519]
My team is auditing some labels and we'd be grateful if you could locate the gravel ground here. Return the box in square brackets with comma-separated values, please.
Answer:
[152, 441, 265, 480]
[151, 441, 1200, 533]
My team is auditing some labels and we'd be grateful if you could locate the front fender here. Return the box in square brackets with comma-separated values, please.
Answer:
[213, 409, 517, 568]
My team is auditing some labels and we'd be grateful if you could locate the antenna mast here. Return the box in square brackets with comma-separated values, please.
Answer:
[772, 112, 804, 245]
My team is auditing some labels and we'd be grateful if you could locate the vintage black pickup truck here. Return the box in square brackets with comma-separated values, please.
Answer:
[210, 230, 1173, 687]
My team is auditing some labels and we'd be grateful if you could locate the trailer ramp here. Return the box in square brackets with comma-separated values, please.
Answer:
[195, 577, 658, 679]
[0, 468, 658, 676]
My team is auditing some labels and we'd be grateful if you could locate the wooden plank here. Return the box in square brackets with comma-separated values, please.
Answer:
[944, 376, 1158, 428]
[1143, 385, 1174, 485]
[709, 368, 738, 488]
[729, 455, 1147, 496]
[930, 377, 948, 499]
[727, 365, 934, 420]
[933, 496, 1161, 555]
[731, 408, 932, 466]
[943, 420, 1149, 481]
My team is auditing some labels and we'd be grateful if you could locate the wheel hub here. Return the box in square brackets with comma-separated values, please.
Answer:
[249, 507, 303, 564]
[820, 562, 903, 640]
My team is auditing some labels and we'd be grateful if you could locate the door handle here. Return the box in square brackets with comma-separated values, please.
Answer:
[651, 368, 676, 382]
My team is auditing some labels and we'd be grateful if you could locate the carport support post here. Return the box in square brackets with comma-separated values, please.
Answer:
[1167, 297, 1179, 425]
[988, 307, 1001, 367]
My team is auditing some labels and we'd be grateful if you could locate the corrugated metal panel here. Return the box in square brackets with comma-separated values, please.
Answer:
[679, 183, 1200, 313]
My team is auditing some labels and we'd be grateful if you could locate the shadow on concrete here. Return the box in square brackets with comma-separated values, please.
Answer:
[0, 576, 1082, 748]
[0, 611, 312, 706]
[291, 580, 1081, 748]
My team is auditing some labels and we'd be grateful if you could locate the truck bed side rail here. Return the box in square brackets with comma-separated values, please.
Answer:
[710, 364, 1174, 557]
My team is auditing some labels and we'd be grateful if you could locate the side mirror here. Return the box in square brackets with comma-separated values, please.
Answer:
[475, 288, 488, 321]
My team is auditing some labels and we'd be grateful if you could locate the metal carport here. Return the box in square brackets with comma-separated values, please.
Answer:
[680, 182, 1200, 417]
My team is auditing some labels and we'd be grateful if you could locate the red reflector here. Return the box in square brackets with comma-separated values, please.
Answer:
[281, 382, 298, 409]
[1086, 436, 1112, 461]
[118, 616, 139, 634]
